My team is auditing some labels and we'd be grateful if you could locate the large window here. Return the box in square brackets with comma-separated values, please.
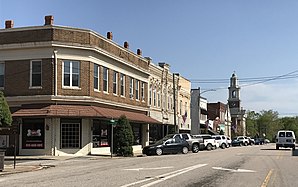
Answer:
[63, 60, 80, 87]
[158, 91, 161, 108]
[103, 67, 108, 92]
[135, 80, 139, 100]
[22, 119, 45, 149]
[61, 122, 80, 148]
[92, 120, 109, 147]
[94, 64, 100, 91]
[149, 86, 152, 105]
[30, 60, 42, 87]
[120, 73, 125, 96]
[141, 82, 145, 101]
[129, 77, 134, 99]
[113, 71, 118, 94]
[153, 87, 156, 107]
[0, 63, 4, 88]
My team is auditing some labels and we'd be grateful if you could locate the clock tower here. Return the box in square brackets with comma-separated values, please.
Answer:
[228, 72, 246, 136]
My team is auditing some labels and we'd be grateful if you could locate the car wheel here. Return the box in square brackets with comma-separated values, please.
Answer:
[206, 144, 212, 151]
[244, 142, 248, 146]
[182, 147, 188, 154]
[221, 143, 226, 149]
[192, 144, 199, 153]
[276, 145, 279, 150]
[156, 148, 163, 156]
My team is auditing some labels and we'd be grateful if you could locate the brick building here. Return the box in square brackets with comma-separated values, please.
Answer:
[0, 16, 163, 156]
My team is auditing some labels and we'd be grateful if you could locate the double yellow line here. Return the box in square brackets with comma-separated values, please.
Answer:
[261, 169, 274, 187]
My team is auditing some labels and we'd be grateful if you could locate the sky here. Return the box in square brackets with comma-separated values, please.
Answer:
[1, 0, 298, 116]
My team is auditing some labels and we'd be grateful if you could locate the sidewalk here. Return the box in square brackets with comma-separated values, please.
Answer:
[0, 155, 71, 176]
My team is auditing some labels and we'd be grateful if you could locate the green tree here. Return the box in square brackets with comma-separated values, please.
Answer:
[246, 111, 259, 137]
[0, 91, 12, 126]
[113, 115, 134, 157]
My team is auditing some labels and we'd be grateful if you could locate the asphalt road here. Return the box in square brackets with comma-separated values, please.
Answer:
[0, 144, 297, 187]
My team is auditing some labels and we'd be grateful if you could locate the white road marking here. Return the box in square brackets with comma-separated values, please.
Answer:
[123, 166, 174, 171]
[212, 166, 256, 173]
[121, 164, 207, 187]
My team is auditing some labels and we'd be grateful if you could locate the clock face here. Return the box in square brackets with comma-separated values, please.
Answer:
[230, 101, 238, 108]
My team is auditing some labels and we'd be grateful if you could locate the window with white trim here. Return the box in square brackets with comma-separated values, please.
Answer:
[0, 63, 4, 88]
[113, 71, 118, 94]
[149, 86, 152, 105]
[120, 73, 125, 96]
[63, 60, 80, 87]
[94, 64, 100, 91]
[129, 77, 134, 99]
[135, 80, 139, 100]
[103, 67, 108, 92]
[153, 87, 156, 107]
[61, 123, 80, 148]
[180, 100, 183, 115]
[141, 82, 145, 101]
[158, 91, 161, 108]
[30, 60, 42, 87]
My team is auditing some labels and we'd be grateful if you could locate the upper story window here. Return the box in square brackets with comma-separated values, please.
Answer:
[129, 77, 134, 99]
[158, 91, 161, 108]
[135, 80, 139, 100]
[30, 60, 42, 87]
[0, 63, 4, 88]
[113, 71, 118, 95]
[153, 87, 156, 107]
[149, 86, 152, 105]
[180, 100, 183, 115]
[141, 82, 145, 101]
[103, 67, 108, 92]
[120, 73, 125, 96]
[94, 64, 100, 91]
[185, 102, 188, 115]
[63, 60, 80, 88]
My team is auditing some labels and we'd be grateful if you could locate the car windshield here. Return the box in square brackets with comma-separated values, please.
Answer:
[154, 134, 175, 144]
[286, 132, 293, 137]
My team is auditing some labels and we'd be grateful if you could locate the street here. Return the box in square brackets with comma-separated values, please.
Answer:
[1, 144, 298, 187]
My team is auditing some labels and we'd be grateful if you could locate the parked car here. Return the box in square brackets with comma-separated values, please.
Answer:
[212, 135, 229, 149]
[142, 134, 189, 156]
[247, 137, 255, 145]
[193, 134, 217, 151]
[178, 133, 204, 153]
[231, 136, 249, 146]
[255, 138, 265, 145]
[276, 130, 296, 150]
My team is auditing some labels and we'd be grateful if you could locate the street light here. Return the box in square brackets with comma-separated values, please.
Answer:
[173, 73, 180, 133]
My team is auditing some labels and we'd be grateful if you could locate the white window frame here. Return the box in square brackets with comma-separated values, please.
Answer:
[94, 64, 100, 91]
[103, 67, 108, 93]
[149, 86, 152, 106]
[158, 91, 161, 108]
[153, 87, 156, 107]
[62, 60, 80, 88]
[129, 77, 134, 99]
[113, 71, 118, 95]
[120, 73, 125, 97]
[135, 80, 139, 100]
[30, 60, 42, 88]
[0, 62, 4, 88]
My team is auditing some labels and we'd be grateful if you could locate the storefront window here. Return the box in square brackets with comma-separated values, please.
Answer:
[60, 119, 81, 149]
[131, 124, 142, 145]
[22, 119, 45, 149]
[92, 120, 110, 148]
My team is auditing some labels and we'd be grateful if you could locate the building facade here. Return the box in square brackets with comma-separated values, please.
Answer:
[0, 16, 164, 156]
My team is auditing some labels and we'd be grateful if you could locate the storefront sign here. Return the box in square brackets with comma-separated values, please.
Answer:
[22, 123, 44, 149]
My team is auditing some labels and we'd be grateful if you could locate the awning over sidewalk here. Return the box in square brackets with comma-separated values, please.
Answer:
[12, 105, 161, 124]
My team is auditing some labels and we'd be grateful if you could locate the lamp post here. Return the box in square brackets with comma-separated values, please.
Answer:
[173, 73, 180, 133]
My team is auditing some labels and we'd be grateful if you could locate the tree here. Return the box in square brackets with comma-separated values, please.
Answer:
[113, 115, 134, 157]
[0, 91, 12, 126]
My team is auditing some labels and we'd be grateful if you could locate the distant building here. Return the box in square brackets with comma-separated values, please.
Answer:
[207, 102, 231, 136]
[227, 73, 246, 136]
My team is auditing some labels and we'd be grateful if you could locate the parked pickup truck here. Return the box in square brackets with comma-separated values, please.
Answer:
[193, 134, 217, 151]
[171, 133, 204, 153]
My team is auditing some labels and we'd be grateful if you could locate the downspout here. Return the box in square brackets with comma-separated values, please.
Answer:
[53, 50, 58, 96]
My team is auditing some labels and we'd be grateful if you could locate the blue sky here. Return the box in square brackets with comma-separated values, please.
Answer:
[1, 0, 298, 116]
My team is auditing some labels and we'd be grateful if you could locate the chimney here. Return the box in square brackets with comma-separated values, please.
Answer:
[5, 20, 14, 29]
[124, 41, 129, 49]
[107, 32, 113, 40]
[137, 49, 142, 56]
[45, 15, 54, 26]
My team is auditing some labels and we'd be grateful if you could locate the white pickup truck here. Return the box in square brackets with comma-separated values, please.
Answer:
[193, 134, 217, 151]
